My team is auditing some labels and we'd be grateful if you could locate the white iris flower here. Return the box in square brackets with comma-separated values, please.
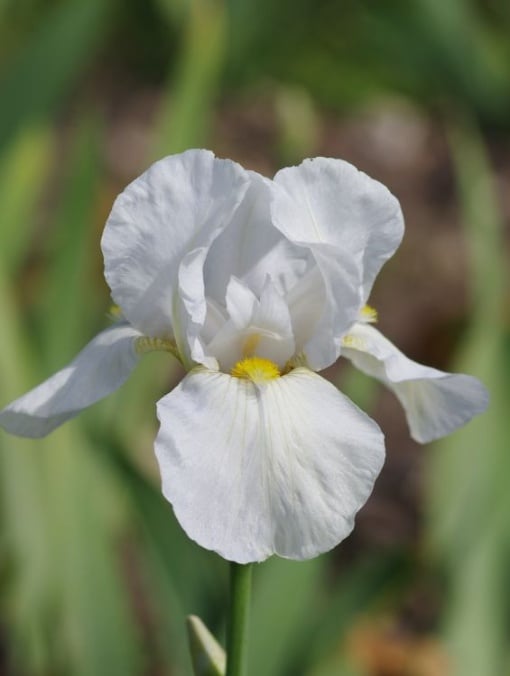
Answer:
[0, 150, 488, 563]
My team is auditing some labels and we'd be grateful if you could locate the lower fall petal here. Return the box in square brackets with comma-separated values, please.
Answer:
[341, 322, 489, 443]
[0, 324, 142, 438]
[155, 367, 385, 563]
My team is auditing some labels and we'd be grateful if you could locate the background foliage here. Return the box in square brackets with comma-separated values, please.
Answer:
[0, 1, 508, 674]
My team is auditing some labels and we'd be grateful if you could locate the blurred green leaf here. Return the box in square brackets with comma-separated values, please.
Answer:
[0, 262, 55, 675]
[248, 557, 324, 676]
[303, 553, 408, 673]
[91, 428, 227, 676]
[0, 0, 112, 152]
[44, 427, 142, 676]
[39, 115, 104, 369]
[275, 85, 319, 165]
[309, 655, 365, 676]
[227, 0, 510, 124]
[0, 125, 52, 273]
[427, 115, 509, 675]
[187, 614, 226, 676]
[154, 0, 227, 155]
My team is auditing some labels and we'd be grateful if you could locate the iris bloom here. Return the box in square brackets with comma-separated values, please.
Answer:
[0, 150, 488, 563]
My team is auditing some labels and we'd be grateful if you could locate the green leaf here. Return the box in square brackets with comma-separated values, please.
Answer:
[39, 115, 104, 369]
[248, 557, 324, 676]
[275, 85, 319, 166]
[0, 0, 112, 152]
[187, 615, 226, 676]
[304, 553, 408, 673]
[44, 428, 142, 676]
[87, 428, 227, 675]
[0, 261, 57, 674]
[154, 0, 227, 156]
[426, 116, 509, 676]
[0, 125, 52, 273]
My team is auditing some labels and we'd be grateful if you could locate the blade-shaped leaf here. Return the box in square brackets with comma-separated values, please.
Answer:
[0, 0, 112, 152]
[187, 615, 226, 676]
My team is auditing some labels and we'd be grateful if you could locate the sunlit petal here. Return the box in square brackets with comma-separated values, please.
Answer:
[269, 158, 404, 368]
[0, 325, 143, 438]
[203, 172, 312, 304]
[272, 157, 404, 301]
[155, 367, 384, 563]
[206, 278, 295, 370]
[225, 276, 258, 329]
[342, 323, 489, 443]
[102, 150, 250, 338]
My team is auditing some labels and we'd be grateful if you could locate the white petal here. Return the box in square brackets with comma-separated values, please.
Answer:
[203, 172, 312, 304]
[250, 280, 295, 365]
[284, 265, 326, 354]
[175, 174, 299, 368]
[205, 278, 295, 370]
[175, 245, 214, 368]
[202, 297, 227, 344]
[102, 150, 250, 337]
[225, 276, 258, 329]
[155, 367, 385, 563]
[269, 158, 404, 369]
[272, 157, 404, 302]
[341, 323, 489, 443]
[301, 244, 361, 370]
[252, 279, 295, 341]
[0, 325, 142, 438]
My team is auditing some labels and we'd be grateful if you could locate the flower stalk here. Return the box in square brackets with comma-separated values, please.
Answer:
[226, 563, 253, 676]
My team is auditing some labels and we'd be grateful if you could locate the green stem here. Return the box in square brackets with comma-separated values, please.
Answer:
[226, 562, 253, 676]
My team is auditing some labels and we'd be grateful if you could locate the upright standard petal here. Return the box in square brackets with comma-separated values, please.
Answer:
[269, 159, 404, 369]
[203, 173, 312, 305]
[155, 367, 385, 563]
[272, 158, 404, 302]
[102, 150, 250, 338]
[0, 325, 142, 438]
[341, 323, 489, 443]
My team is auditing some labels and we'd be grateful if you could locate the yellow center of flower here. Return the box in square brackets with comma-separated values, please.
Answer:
[135, 336, 180, 360]
[109, 304, 123, 318]
[231, 356, 281, 382]
[360, 304, 378, 323]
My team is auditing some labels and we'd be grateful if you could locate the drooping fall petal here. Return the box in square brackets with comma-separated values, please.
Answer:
[341, 322, 489, 443]
[155, 367, 385, 563]
[0, 325, 143, 438]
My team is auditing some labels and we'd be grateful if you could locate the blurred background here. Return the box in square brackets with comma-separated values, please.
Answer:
[0, 0, 509, 674]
